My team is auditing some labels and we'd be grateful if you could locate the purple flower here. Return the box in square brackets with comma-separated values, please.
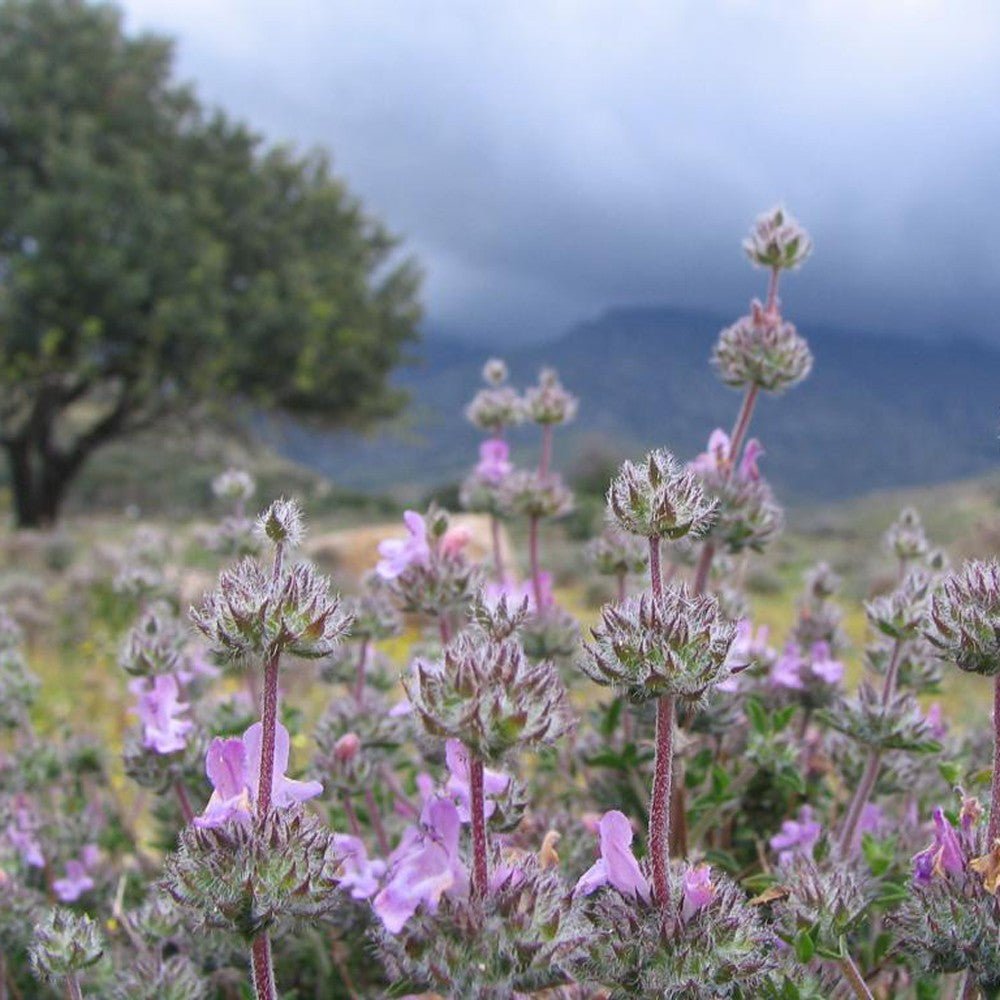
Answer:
[5, 800, 44, 869]
[444, 740, 510, 822]
[689, 429, 731, 478]
[721, 619, 775, 690]
[129, 673, 194, 754]
[388, 698, 412, 718]
[808, 642, 844, 685]
[194, 721, 322, 828]
[913, 807, 965, 883]
[373, 797, 469, 933]
[770, 644, 805, 690]
[739, 439, 765, 482]
[376, 511, 431, 580]
[859, 803, 885, 838]
[475, 438, 513, 485]
[573, 810, 651, 903]
[52, 845, 99, 903]
[333, 834, 386, 900]
[924, 702, 948, 741]
[681, 863, 716, 920]
[771, 806, 822, 865]
[690, 429, 765, 484]
[483, 573, 554, 613]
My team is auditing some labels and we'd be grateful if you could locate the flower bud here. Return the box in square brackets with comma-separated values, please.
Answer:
[499, 469, 574, 521]
[884, 507, 930, 564]
[212, 468, 256, 506]
[712, 301, 813, 394]
[523, 367, 578, 426]
[583, 585, 736, 704]
[607, 449, 717, 540]
[742, 205, 812, 271]
[163, 808, 342, 941]
[585, 526, 648, 578]
[255, 497, 305, 548]
[926, 560, 1000, 675]
[405, 632, 572, 761]
[483, 357, 509, 385]
[30, 908, 104, 983]
[333, 732, 361, 763]
[466, 386, 525, 432]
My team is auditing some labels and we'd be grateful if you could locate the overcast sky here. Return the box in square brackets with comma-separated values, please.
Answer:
[121, 1, 1000, 346]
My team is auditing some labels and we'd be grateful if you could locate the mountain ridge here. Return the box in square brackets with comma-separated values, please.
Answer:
[260, 304, 1000, 502]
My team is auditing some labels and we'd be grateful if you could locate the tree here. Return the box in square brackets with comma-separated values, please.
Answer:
[0, 0, 421, 526]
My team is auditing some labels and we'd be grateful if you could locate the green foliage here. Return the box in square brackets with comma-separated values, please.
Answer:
[0, 0, 421, 525]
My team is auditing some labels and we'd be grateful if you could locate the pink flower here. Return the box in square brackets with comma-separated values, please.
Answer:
[924, 703, 947, 741]
[808, 642, 844, 685]
[913, 808, 965, 883]
[475, 438, 513, 485]
[690, 430, 765, 484]
[53, 845, 99, 903]
[333, 834, 386, 900]
[376, 511, 431, 580]
[443, 740, 510, 822]
[129, 673, 194, 754]
[388, 698, 412, 718]
[440, 525, 472, 559]
[770, 645, 805, 690]
[771, 806, 822, 865]
[689, 429, 731, 478]
[574, 810, 651, 903]
[194, 721, 322, 828]
[5, 799, 44, 869]
[483, 573, 554, 613]
[373, 797, 469, 933]
[859, 803, 885, 837]
[722, 620, 775, 690]
[739, 439, 765, 481]
[681, 863, 716, 920]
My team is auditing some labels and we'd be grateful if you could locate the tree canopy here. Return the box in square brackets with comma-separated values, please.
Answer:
[0, 0, 422, 525]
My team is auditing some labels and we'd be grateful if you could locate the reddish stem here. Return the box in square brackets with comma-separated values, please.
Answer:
[838, 637, 903, 853]
[990, 675, 1000, 847]
[529, 515, 543, 610]
[469, 753, 489, 898]
[693, 541, 715, 596]
[765, 266, 781, 315]
[353, 638, 370, 706]
[727, 383, 760, 470]
[649, 693, 675, 908]
[250, 933, 277, 1000]
[365, 788, 391, 855]
[344, 795, 365, 839]
[837, 953, 874, 1000]
[539, 424, 553, 478]
[490, 514, 506, 583]
[174, 781, 194, 825]
[648, 537, 662, 599]
[381, 765, 419, 819]
[693, 382, 760, 596]
[256, 649, 280, 820]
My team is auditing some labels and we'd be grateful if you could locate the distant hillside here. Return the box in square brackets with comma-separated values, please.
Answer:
[260, 306, 1000, 502]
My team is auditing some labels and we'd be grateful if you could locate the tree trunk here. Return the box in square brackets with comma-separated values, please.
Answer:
[4, 437, 76, 529]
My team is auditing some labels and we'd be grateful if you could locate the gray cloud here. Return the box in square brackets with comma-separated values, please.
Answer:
[123, 0, 1000, 343]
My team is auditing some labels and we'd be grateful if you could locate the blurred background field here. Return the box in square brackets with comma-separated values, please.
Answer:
[7, 428, 998, 770]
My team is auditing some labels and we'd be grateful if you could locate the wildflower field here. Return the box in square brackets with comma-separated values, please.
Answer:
[5, 208, 1000, 1000]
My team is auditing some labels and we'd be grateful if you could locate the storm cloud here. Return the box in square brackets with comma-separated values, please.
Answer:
[122, 1, 1000, 345]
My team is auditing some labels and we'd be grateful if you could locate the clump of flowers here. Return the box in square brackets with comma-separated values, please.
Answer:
[18, 204, 1000, 1000]
[584, 586, 736, 704]
[608, 448, 718, 541]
